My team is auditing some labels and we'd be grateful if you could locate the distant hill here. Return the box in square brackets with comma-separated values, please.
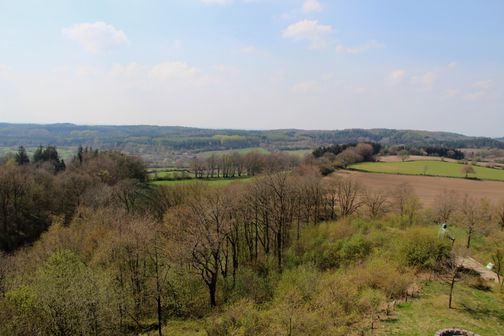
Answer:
[1, 123, 503, 165]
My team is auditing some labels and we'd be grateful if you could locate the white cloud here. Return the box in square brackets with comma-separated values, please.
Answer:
[472, 80, 492, 90]
[110, 63, 144, 78]
[239, 45, 267, 56]
[149, 62, 198, 80]
[386, 69, 406, 86]
[0, 64, 10, 74]
[62, 22, 128, 53]
[465, 91, 486, 101]
[302, 0, 322, 13]
[76, 65, 98, 77]
[447, 62, 457, 69]
[282, 20, 332, 48]
[344, 84, 367, 94]
[336, 40, 384, 54]
[292, 80, 318, 93]
[463, 80, 493, 101]
[410, 72, 436, 90]
[445, 89, 460, 97]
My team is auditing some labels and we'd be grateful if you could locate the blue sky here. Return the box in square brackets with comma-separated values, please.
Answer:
[0, 0, 503, 136]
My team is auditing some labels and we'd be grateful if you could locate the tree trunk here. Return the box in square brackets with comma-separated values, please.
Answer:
[209, 277, 217, 307]
[449, 267, 458, 309]
[154, 245, 163, 336]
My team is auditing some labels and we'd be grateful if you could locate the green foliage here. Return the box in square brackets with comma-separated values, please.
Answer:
[15, 146, 30, 165]
[287, 222, 370, 270]
[397, 227, 451, 270]
[384, 280, 504, 335]
[205, 299, 266, 336]
[228, 267, 274, 304]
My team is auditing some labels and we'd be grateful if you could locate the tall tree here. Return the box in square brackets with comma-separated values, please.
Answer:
[15, 146, 30, 166]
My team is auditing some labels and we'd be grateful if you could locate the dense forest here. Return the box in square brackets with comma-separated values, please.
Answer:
[0, 123, 503, 166]
[1, 146, 503, 335]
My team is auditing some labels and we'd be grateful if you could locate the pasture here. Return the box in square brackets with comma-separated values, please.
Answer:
[351, 160, 504, 181]
[151, 176, 252, 187]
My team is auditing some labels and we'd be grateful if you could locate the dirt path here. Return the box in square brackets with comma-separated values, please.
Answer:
[456, 256, 499, 283]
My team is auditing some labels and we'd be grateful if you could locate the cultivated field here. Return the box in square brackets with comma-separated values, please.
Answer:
[335, 170, 504, 207]
[351, 160, 504, 181]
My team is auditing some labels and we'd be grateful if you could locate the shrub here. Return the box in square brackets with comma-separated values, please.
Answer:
[398, 227, 451, 270]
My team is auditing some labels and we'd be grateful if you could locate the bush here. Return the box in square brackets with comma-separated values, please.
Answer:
[205, 299, 266, 336]
[398, 227, 451, 270]
[228, 267, 274, 304]
[339, 235, 371, 265]
[354, 257, 413, 300]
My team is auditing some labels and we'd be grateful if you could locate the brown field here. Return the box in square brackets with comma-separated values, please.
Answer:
[333, 170, 504, 207]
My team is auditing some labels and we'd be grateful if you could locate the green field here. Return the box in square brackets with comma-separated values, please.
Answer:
[384, 280, 504, 335]
[151, 177, 252, 187]
[147, 170, 193, 180]
[350, 160, 504, 181]
[282, 149, 313, 157]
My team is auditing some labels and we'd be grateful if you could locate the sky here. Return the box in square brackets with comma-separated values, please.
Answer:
[0, 0, 503, 136]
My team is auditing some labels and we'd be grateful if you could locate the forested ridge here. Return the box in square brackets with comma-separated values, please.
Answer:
[1, 123, 502, 153]
[1, 145, 504, 335]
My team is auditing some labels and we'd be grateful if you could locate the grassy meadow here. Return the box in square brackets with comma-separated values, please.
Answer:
[350, 160, 504, 181]
[151, 176, 252, 187]
[384, 280, 504, 335]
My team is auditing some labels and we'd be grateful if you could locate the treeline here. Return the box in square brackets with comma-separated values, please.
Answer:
[385, 145, 465, 160]
[312, 142, 381, 175]
[191, 151, 299, 179]
[0, 146, 149, 251]
[313, 142, 465, 169]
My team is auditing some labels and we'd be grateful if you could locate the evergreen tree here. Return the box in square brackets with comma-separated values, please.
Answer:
[77, 145, 83, 165]
[33, 145, 44, 163]
[15, 146, 30, 166]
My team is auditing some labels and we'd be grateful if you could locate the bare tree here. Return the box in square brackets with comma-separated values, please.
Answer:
[362, 189, 389, 219]
[393, 183, 422, 226]
[461, 163, 475, 178]
[491, 247, 504, 289]
[459, 195, 490, 249]
[169, 188, 232, 306]
[397, 150, 410, 162]
[335, 177, 363, 217]
[496, 201, 504, 231]
[433, 190, 459, 224]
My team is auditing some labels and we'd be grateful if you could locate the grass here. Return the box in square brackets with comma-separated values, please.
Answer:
[151, 176, 252, 187]
[147, 170, 193, 180]
[350, 160, 504, 181]
[143, 320, 205, 336]
[0, 146, 76, 161]
[383, 280, 504, 335]
[282, 149, 312, 157]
